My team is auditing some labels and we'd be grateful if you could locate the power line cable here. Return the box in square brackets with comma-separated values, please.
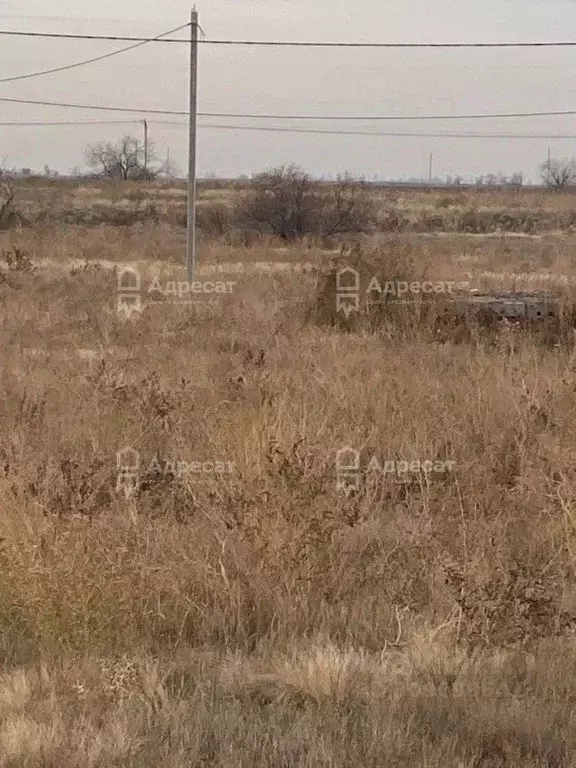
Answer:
[2, 28, 576, 47]
[2, 96, 576, 121]
[0, 29, 188, 43]
[2, 117, 576, 139]
[200, 109, 576, 121]
[195, 39, 576, 48]
[0, 14, 138, 22]
[0, 120, 139, 126]
[191, 123, 576, 140]
[0, 96, 187, 115]
[0, 22, 190, 84]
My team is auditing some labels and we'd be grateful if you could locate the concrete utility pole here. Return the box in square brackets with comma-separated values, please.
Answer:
[142, 119, 148, 173]
[134, 139, 139, 175]
[187, 8, 199, 282]
[429, 152, 433, 183]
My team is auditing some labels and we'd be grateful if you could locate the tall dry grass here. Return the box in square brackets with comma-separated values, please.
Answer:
[1, 184, 576, 764]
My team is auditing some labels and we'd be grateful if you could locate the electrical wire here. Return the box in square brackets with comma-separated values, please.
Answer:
[1, 29, 576, 47]
[0, 14, 136, 22]
[200, 109, 576, 121]
[0, 22, 190, 84]
[2, 118, 576, 139]
[196, 40, 576, 49]
[0, 120, 139, 126]
[0, 97, 187, 116]
[0, 29, 188, 43]
[2, 96, 576, 121]
[192, 124, 576, 140]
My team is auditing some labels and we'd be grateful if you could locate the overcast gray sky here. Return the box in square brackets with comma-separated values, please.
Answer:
[0, 0, 576, 180]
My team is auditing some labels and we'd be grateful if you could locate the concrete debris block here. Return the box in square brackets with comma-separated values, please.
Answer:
[447, 292, 559, 320]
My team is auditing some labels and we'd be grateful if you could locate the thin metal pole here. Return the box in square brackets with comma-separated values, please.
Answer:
[429, 152, 433, 182]
[187, 9, 198, 282]
[143, 119, 148, 173]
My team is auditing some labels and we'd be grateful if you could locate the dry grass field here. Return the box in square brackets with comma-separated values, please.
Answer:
[1, 178, 576, 765]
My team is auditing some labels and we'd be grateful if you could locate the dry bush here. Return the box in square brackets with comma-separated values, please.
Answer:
[236, 165, 376, 239]
[308, 238, 576, 347]
[8, 176, 576, 238]
[196, 200, 234, 237]
[1, 246, 35, 276]
[0, 182, 24, 231]
[375, 206, 409, 233]
[310, 241, 451, 335]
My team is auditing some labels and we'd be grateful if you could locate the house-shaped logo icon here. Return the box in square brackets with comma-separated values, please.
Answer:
[336, 266, 360, 293]
[336, 446, 361, 472]
[117, 266, 142, 318]
[335, 446, 361, 496]
[117, 447, 140, 472]
[116, 447, 140, 498]
[335, 267, 360, 318]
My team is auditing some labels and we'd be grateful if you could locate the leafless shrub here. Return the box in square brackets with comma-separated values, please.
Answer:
[309, 241, 433, 332]
[440, 551, 574, 647]
[236, 165, 316, 239]
[318, 173, 377, 236]
[237, 165, 376, 239]
[2, 247, 34, 273]
[0, 182, 23, 230]
[196, 201, 234, 237]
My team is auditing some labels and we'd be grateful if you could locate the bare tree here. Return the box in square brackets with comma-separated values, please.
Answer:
[540, 157, 576, 189]
[509, 171, 524, 187]
[85, 134, 157, 180]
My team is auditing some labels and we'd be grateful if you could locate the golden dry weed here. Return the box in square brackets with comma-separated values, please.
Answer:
[1, 180, 576, 764]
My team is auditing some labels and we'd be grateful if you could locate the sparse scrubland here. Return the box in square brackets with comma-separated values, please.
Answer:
[2, 177, 576, 765]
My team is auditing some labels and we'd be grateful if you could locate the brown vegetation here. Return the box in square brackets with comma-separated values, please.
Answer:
[1, 179, 576, 764]
[8, 174, 576, 238]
